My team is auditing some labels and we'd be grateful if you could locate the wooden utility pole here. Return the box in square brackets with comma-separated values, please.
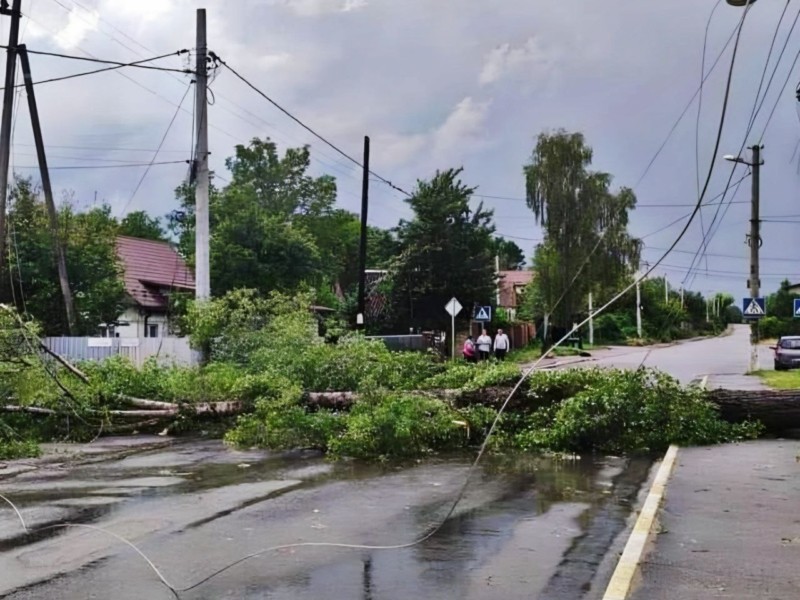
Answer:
[0, 0, 22, 280]
[18, 45, 76, 333]
[194, 8, 210, 301]
[356, 135, 369, 329]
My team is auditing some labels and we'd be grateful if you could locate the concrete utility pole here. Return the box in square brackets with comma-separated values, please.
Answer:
[725, 145, 762, 372]
[680, 287, 684, 308]
[19, 45, 76, 334]
[636, 278, 642, 338]
[356, 135, 369, 329]
[495, 255, 501, 306]
[194, 8, 210, 301]
[0, 0, 22, 280]
[749, 145, 762, 371]
[588, 291, 594, 346]
[664, 275, 669, 304]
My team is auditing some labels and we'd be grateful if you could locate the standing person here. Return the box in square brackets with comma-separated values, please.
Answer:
[494, 328, 510, 360]
[462, 335, 477, 363]
[476, 329, 492, 361]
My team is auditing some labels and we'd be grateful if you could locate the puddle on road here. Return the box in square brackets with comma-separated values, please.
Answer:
[1, 441, 653, 600]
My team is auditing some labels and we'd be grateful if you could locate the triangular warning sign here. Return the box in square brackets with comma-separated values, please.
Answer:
[475, 307, 490, 320]
[744, 299, 764, 316]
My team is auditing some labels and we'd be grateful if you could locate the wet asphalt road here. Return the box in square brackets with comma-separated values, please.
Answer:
[1, 440, 653, 600]
[0, 329, 764, 599]
[566, 325, 770, 389]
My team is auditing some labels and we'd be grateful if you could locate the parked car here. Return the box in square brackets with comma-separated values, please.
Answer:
[772, 335, 800, 371]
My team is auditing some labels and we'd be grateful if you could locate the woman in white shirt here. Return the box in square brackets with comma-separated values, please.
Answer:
[476, 329, 492, 361]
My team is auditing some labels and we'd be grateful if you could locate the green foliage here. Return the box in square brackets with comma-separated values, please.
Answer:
[389, 168, 497, 331]
[0, 439, 41, 460]
[5, 179, 126, 335]
[492, 237, 526, 270]
[422, 360, 520, 391]
[514, 369, 762, 453]
[759, 281, 800, 338]
[328, 392, 466, 460]
[524, 131, 640, 328]
[118, 211, 166, 241]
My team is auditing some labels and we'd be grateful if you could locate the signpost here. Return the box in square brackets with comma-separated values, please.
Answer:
[473, 305, 492, 321]
[742, 297, 766, 319]
[794, 298, 800, 319]
[444, 296, 462, 359]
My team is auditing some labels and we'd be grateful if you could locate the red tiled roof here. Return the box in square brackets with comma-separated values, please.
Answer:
[116, 236, 195, 310]
[498, 270, 534, 308]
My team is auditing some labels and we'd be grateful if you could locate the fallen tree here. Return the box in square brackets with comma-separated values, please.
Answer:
[9, 386, 800, 434]
[707, 388, 800, 433]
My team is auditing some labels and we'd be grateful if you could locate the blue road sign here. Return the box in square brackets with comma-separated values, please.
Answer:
[473, 305, 492, 321]
[742, 297, 766, 319]
[794, 298, 800, 319]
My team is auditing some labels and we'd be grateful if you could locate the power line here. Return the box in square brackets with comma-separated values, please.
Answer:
[685, 3, 800, 286]
[694, 0, 726, 275]
[119, 82, 193, 216]
[13, 160, 187, 170]
[0, 45, 192, 74]
[635, 14, 741, 189]
[0, 51, 190, 90]
[211, 53, 412, 197]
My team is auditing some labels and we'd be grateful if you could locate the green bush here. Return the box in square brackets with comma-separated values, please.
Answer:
[760, 316, 800, 339]
[0, 439, 41, 460]
[514, 369, 762, 453]
[328, 392, 467, 460]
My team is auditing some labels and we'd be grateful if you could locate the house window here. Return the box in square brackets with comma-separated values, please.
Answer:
[147, 324, 159, 338]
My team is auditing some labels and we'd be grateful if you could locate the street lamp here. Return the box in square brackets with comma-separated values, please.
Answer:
[725, 0, 757, 6]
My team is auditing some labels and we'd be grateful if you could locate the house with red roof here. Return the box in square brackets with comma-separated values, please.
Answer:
[111, 236, 195, 338]
[497, 270, 533, 320]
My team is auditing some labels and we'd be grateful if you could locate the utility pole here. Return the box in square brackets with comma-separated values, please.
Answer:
[636, 278, 642, 339]
[356, 135, 370, 329]
[194, 8, 210, 302]
[680, 287, 684, 308]
[748, 144, 762, 372]
[18, 45, 76, 334]
[706, 297, 710, 323]
[726, 145, 762, 371]
[588, 291, 594, 346]
[0, 0, 22, 280]
[494, 255, 501, 306]
[664, 275, 669, 304]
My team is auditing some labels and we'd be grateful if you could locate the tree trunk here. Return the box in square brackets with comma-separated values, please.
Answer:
[706, 389, 800, 432]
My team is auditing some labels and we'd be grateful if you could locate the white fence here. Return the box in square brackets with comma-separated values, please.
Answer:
[43, 337, 199, 367]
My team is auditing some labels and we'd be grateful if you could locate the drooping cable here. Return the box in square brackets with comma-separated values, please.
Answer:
[683, 2, 798, 286]
[119, 82, 193, 216]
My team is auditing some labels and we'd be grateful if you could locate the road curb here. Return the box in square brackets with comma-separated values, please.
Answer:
[601, 444, 679, 600]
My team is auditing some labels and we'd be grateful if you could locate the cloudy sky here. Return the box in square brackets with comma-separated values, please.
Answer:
[5, 0, 800, 299]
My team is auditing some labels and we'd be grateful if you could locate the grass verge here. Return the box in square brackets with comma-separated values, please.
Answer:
[754, 369, 800, 389]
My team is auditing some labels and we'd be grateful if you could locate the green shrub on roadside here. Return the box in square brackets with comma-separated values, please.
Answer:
[0, 438, 41, 460]
[514, 369, 763, 453]
[328, 391, 467, 460]
[421, 360, 520, 391]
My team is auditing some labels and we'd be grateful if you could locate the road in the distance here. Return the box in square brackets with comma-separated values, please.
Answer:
[563, 325, 771, 389]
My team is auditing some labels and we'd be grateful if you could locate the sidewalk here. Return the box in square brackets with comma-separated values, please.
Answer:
[629, 440, 800, 599]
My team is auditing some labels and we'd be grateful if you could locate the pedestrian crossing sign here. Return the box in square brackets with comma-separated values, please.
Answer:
[742, 297, 766, 319]
[473, 306, 492, 321]
[794, 298, 800, 318]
